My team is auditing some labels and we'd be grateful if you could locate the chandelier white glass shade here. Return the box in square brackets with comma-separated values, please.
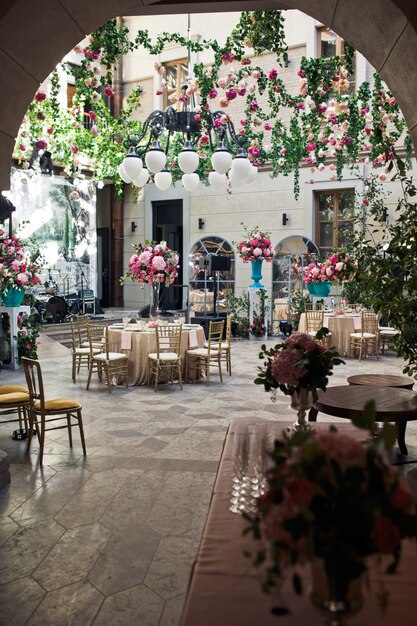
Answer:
[154, 169, 172, 191]
[119, 106, 257, 193]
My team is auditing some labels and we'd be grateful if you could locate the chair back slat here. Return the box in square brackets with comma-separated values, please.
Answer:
[207, 320, 224, 355]
[22, 357, 44, 411]
[305, 310, 324, 334]
[156, 324, 182, 357]
[361, 311, 379, 335]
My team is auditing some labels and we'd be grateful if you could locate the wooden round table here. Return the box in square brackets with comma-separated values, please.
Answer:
[308, 385, 417, 455]
[347, 374, 415, 390]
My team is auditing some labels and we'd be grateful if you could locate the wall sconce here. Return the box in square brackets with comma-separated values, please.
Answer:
[282, 213, 289, 226]
[131, 221, 137, 233]
[198, 218, 205, 230]
[284, 57, 290, 68]
[382, 207, 388, 222]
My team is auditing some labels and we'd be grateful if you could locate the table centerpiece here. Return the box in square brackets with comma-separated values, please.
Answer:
[122, 240, 179, 318]
[236, 224, 274, 289]
[0, 231, 42, 306]
[255, 332, 343, 430]
[245, 415, 417, 625]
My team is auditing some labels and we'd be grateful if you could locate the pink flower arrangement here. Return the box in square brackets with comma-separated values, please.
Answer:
[323, 251, 358, 282]
[124, 240, 179, 287]
[0, 233, 42, 298]
[247, 422, 417, 611]
[256, 333, 342, 395]
[302, 261, 325, 284]
[236, 225, 274, 263]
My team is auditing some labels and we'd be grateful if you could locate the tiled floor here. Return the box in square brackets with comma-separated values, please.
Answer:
[0, 334, 416, 625]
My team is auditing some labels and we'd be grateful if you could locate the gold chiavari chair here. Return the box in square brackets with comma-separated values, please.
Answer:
[349, 311, 379, 360]
[86, 326, 129, 393]
[70, 319, 100, 383]
[305, 310, 332, 347]
[0, 385, 30, 437]
[147, 324, 183, 391]
[186, 319, 224, 386]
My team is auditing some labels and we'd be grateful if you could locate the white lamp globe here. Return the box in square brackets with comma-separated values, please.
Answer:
[228, 170, 246, 189]
[118, 161, 132, 184]
[133, 168, 149, 188]
[178, 141, 199, 174]
[145, 141, 167, 173]
[154, 170, 172, 191]
[182, 173, 200, 192]
[231, 151, 251, 179]
[211, 141, 232, 175]
[208, 171, 227, 191]
[122, 147, 143, 180]
[246, 165, 258, 184]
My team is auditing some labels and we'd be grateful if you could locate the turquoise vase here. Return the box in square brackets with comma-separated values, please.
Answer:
[250, 259, 264, 289]
[314, 281, 331, 297]
[3, 287, 25, 307]
[306, 283, 316, 295]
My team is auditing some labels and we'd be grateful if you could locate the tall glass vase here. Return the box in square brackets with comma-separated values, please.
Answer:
[150, 283, 162, 319]
[310, 559, 364, 625]
[290, 388, 314, 431]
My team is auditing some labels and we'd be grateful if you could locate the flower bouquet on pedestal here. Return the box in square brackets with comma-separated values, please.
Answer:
[0, 231, 42, 305]
[235, 223, 274, 289]
[121, 240, 179, 318]
[245, 414, 417, 624]
[255, 332, 343, 429]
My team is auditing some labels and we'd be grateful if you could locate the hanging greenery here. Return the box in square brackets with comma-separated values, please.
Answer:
[13, 11, 409, 197]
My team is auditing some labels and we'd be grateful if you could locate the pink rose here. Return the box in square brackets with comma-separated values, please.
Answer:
[372, 517, 401, 554]
[285, 477, 315, 507]
[217, 77, 228, 89]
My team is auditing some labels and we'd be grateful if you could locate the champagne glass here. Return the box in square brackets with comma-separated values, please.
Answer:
[230, 428, 249, 514]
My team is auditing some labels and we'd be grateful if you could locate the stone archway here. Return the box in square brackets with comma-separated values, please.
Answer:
[0, 0, 416, 191]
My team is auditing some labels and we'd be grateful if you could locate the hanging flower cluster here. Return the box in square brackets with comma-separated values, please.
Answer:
[0, 232, 42, 297]
[236, 224, 274, 263]
[124, 241, 179, 287]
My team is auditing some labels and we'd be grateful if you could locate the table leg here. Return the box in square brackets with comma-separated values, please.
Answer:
[308, 406, 318, 422]
[396, 421, 408, 456]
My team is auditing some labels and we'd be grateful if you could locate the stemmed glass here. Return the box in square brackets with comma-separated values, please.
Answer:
[230, 428, 249, 514]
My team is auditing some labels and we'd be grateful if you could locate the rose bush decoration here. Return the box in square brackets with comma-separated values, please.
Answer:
[122, 240, 179, 287]
[0, 231, 42, 298]
[246, 417, 417, 613]
[236, 224, 274, 263]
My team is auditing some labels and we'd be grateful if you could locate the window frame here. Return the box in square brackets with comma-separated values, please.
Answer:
[317, 26, 356, 94]
[315, 188, 355, 253]
[162, 58, 188, 110]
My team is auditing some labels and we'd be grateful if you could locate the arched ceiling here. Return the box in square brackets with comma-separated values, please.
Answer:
[0, 0, 416, 191]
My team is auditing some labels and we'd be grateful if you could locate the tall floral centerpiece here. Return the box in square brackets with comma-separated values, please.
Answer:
[246, 420, 417, 624]
[302, 261, 323, 295]
[255, 332, 343, 429]
[123, 241, 179, 317]
[236, 224, 274, 289]
[323, 251, 358, 283]
[0, 232, 42, 306]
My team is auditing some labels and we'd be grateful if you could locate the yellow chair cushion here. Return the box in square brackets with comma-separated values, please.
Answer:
[33, 398, 81, 411]
[0, 385, 28, 395]
[0, 391, 29, 404]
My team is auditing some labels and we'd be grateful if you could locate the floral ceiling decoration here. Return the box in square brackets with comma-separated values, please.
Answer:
[13, 11, 411, 196]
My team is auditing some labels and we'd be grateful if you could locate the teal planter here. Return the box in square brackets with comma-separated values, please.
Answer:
[250, 259, 264, 289]
[314, 281, 331, 297]
[306, 283, 316, 295]
[3, 287, 25, 307]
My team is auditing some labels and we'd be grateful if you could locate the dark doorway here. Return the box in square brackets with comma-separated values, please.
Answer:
[152, 200, 183, 310]
[97, 227, 111, 308]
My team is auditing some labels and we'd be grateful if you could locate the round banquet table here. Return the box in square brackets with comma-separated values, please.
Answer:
[298, 312, 362, 356]
[107, 325, 205, 386]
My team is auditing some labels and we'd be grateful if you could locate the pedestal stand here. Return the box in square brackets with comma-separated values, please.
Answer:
[248, 288, 269, 341]
[0, 306, 31, 369]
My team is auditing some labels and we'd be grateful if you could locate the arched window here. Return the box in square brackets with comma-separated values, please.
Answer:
[272, 235, 319, 330]
[189, 236, 235, 315]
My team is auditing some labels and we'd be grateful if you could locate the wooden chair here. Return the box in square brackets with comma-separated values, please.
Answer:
[349, 311, 379, 360]
[86, 326, 129, 393]
[379, 326, 400, 354]
[186, 319, 224, 385]
[305, 310, 332, 347]
[147, 324, 183, 391]
[304, 301, 314, 312]
[0, 385, 30, 436]
[76, 315, 105, 350]
[22, 357, 86, 466]
[204, 315, 232, 375]
[70, 320, 100, 384]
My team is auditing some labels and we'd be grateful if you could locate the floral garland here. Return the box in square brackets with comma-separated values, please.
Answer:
[236, 224, 274, 263]
[123, 240, 179, 287]
[13, 12, 410, 197]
